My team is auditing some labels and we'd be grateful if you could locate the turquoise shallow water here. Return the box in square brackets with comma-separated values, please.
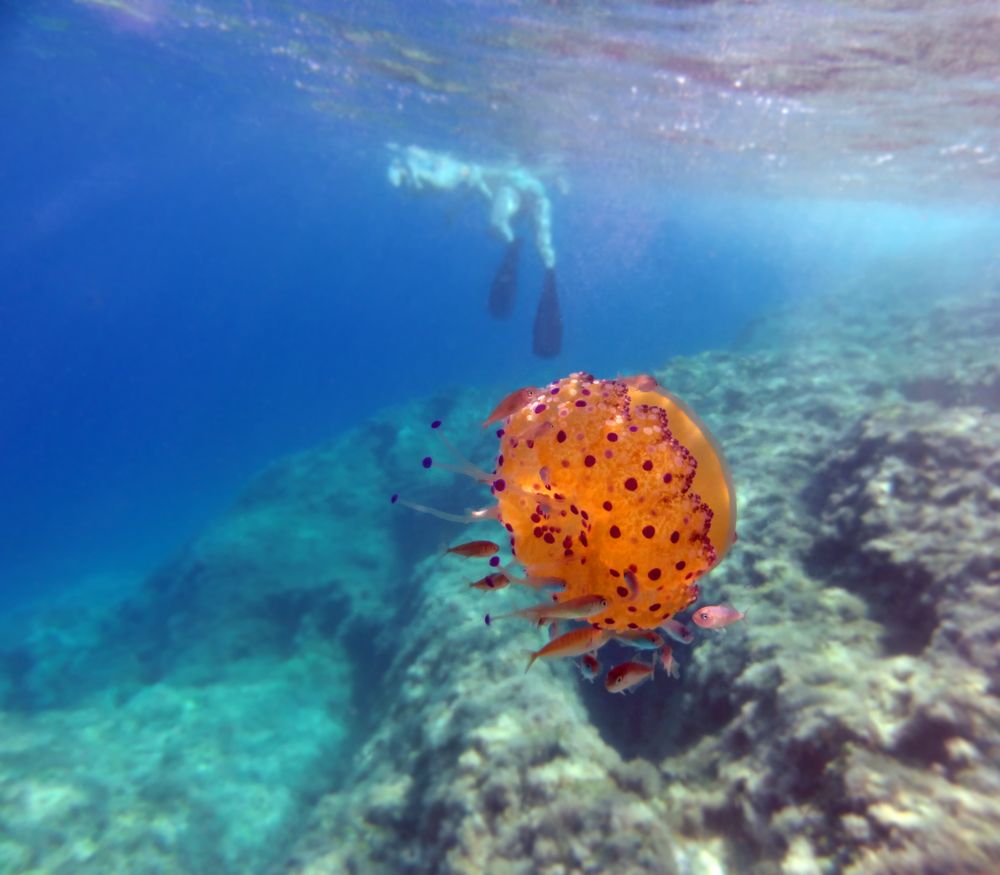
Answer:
[1, 2, 998, 873]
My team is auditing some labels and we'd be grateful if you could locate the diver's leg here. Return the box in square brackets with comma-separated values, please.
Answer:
[532, 267, 562, 357]
[488, 238, 521, 319]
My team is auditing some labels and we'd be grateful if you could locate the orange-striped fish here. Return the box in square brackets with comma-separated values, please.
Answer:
[579, 653, 601, 682]
[483, 386, 539, 428]
[616, 629, 666, 650]
[513, 419, 556, 446]
[660, 618, 694, 645]
[605, 659, 655, 694]
[525, 626, 610, 672]
[621, 571, 640, 601]
[692, 604, 746, 630]
[486, 594, 607, 626]
[446, 540, 499, 558]
[469, 572, 510, 591]
[659, 645, 680, 679]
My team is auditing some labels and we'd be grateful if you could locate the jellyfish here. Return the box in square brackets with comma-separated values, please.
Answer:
[396, 372, 737, 685]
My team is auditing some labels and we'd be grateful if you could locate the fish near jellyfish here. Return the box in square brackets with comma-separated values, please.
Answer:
[396, 371, 737, 691]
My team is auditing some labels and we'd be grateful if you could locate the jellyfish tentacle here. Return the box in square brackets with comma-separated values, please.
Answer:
[424, 426, 495, 483]
[394, 497, 499, 524]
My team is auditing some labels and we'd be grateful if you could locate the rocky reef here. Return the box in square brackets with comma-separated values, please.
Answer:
[1, 276, 997, 875]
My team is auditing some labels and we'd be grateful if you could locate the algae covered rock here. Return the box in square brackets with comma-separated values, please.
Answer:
[813, 402, 1000, 657]
[283, 556, 683, 875]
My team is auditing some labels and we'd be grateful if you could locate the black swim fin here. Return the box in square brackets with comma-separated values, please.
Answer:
[488, 239, 521, 319]
[532, 267, 562, 358]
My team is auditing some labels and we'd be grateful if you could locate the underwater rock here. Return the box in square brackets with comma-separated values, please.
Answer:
[0, 401, 461, 872]
[811, 402, 1000, 657]
[282, 555, 685, 875]
[653, 291, 1000, 874]
[0, 664, 348, 874]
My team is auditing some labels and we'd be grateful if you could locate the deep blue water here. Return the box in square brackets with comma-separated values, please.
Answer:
[1, 2, 996, 606]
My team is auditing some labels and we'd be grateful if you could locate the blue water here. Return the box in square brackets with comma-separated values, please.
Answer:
[1, 1, 997, 605]
[3, 4, 1000, 874]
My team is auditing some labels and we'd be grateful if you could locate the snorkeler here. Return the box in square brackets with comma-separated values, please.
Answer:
[387, 144, 563, 357]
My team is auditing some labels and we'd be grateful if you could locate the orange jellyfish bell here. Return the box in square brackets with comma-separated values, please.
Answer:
[490, 372, 735, 631]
